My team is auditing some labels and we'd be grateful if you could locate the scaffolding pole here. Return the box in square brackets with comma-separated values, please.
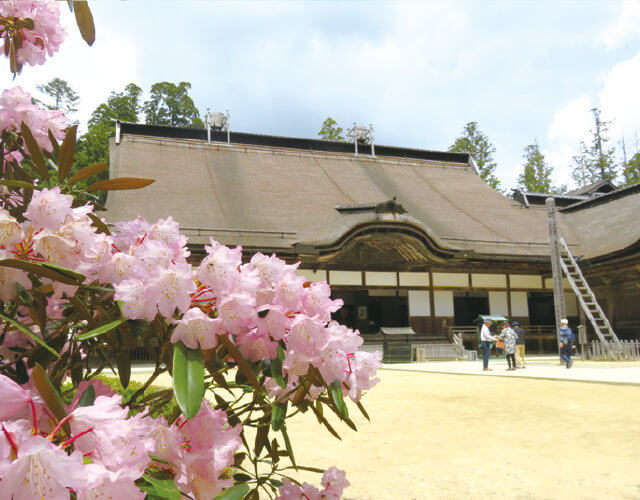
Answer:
[546, 197, 565, 361]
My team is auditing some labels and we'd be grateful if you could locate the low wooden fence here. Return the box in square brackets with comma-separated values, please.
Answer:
[587, 340, 640, 360]
[447, 325, 557, 354]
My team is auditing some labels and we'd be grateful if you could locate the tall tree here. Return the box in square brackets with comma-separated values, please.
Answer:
[448, 121, 500, 190]
[74, 83, 143, 191]
[36, 77, 79, 116]
[143, 81, 203, 128]
[570, 108, 617, 186]
[318, 117, 344, 141]
[517, 142, 555, 193]
[622, 151, 640, 185]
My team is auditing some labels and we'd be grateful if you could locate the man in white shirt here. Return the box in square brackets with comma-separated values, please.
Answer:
[480, 318, 497, 371]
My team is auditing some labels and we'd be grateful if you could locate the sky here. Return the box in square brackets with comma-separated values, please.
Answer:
[3, 0, 640, 192]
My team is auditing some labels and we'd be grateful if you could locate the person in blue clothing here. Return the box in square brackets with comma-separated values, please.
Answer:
[559, 318, 575, 368]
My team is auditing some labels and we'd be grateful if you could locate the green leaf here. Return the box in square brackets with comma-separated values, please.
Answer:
[356, 400, 371, 422]
[281, 425, 297, 471]
[73, 1, 95, 46]
[213, 484, 250, 500]
[0, 259, 85, 286]
[20, 122, 48, 180]
[136, 469, 181, 500]
[0, 312, 59, 358]
[85, 213, 111, 235]
[271, 353, 286, 389]
[172, 341, 205, 419]
[0, 179, 39, 191]
[68, 162, 108, 184]
[271, 401, 287, 432]
[86, 177, 155, 192]
[217, 334, 262, 392]
[32, 363, 69, 434]
[116, 348, 131, 389]
[330, 379, 348, 419]
[75, 319, 126, 341]
[57, 124, 77, 182]
[77, 384, 96, 407]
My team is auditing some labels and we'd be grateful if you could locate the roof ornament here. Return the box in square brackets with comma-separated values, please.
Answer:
[205, 109, 230, 145]
[375, 197, 407, 214]
[347, 122, 375, 157]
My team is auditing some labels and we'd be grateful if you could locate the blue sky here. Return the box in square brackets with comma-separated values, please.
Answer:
[4, 1, 640, 191]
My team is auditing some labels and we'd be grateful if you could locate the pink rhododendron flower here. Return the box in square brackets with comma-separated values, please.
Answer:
[277, 467, 351, 499]
[197, 240, 242, 294]
[148, 262, 196, 317]
[114, 278, 158, 320]
[176, 401, 243, 499]
[0, 248, 31, 301]
[0, 374, 31, 420]
[302, 280, 343, 322]
[0, 209, 23, 249]
[0, 87, 66, 152]
[0, 0, 67, 67]
[24, 186, 73, 231]
[218, 292, 256, 335]
[274, 271, 306, 312]
[170, 307, 221, 350]
[79, 463, 145, 500]
[0, 435, 87, 499]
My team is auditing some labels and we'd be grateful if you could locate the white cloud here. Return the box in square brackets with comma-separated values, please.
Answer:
[600, 1, 640, 49]
[0, 8, 138, 133]
[545, 94, 595, 187]
[598, 50, 640, 149]
[544, 48, 640, 188]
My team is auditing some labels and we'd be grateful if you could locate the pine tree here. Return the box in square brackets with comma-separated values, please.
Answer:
[570, 108, 617, 186]
[318, 117, 344, 141]
[517, 142, 554, 193]
[448, 121, 500, 190]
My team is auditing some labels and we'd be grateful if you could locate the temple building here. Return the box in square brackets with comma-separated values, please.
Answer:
[104, 122, 640, 349]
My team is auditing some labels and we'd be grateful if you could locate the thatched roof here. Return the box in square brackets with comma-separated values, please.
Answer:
[104, 124, 639, 265]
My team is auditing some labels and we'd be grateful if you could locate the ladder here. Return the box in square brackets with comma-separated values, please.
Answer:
[559, 238, 621, 347]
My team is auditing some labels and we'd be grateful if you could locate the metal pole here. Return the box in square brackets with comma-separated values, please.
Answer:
[226, 110, 230, 145]
[353, 122, 358, 156]
[546, 197, 565, 361]
[370, 123, 375, 157]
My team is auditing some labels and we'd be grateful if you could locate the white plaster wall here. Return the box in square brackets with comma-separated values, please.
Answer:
[510, 274, 542, 289]
[565, 291, 579, 316]
[399, 272, 430, 287]
[434, 291, 454, 316]
[329, 271, 362, 286]
[544, 278, 571, 290]
[432, 272, 469, 287]
[297, 269, 327, 283]
[489, 291, 509, 316]
[408, 290, 430, 316]
[365, 272, 397, 286]
[510, 291, 529, 316]
[472, 273, 507, 288]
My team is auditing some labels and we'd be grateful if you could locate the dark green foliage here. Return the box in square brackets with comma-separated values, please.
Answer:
[570, 108, 617, 186]
[143, 81, 203, 128]
[517, 142, 565, 193]
[449, 121, 501, 190]
[318, 117, 344, 141]
[36, 77, 80, 117]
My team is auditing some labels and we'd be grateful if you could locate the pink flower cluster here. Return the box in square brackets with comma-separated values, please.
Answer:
[1, 186, 382, 404]
[277, 466, 352, 500]
[0, 376, 242, 499]
[0, 86, 66, 154]
[0, 0, 66, 67]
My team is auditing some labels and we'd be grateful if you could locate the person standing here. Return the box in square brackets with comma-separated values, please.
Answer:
[499, 321, 517, 370]
[513, 321, 526, 368]
[480, 318, 496, 371]
[559, 318, 575, 368]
